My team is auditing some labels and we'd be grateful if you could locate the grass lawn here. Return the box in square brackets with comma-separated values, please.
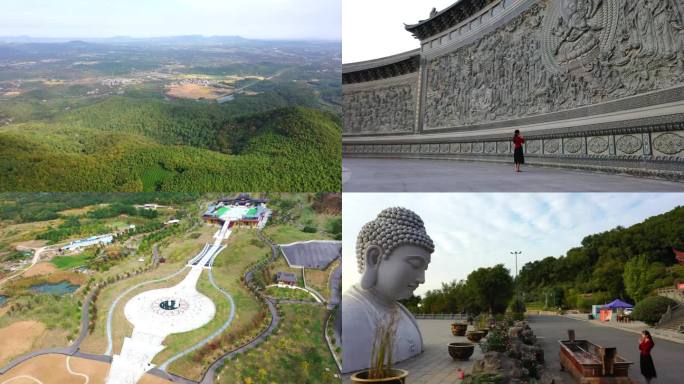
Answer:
[159, 224, 217, 264]
[263, 224, 336, 245]
[304, 258, 339, 301]
[0, 292, 82, 360]
[264, 286, 315, 302]
[216, 303, 338, 384]
[50, 252, 94, 269]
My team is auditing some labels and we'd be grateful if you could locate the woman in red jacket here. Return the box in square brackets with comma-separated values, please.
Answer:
[512, 130, 525, 173]
[639, 330, 657, 383]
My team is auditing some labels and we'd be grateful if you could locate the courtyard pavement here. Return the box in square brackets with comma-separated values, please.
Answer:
[528, 315, 684, 384]
[344, 320, 482, 384]
[106, 222, 231, 384]
[343, 158, 684, 192]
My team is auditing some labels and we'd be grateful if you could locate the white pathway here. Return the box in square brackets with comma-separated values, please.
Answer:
[105, 221, 231, 384]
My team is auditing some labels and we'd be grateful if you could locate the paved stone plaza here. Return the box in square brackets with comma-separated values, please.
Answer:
[343, 158, 684, 192]
[106, 222, 231, 384]
[344, 320, 482, 384]
[528, 315, 684, 384]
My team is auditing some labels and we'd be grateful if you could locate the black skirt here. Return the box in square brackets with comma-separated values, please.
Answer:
[640, 354, 657, 379]
[514, 147, 525, 164]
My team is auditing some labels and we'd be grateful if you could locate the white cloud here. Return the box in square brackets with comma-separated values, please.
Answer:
[342, 193, 684, 297]
[0, 0, 341, 39]
[343, 0, 456, 63]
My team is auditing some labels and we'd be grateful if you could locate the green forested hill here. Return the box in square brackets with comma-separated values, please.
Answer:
[518, 206, 684, 308]
[0, 105, 341, 192]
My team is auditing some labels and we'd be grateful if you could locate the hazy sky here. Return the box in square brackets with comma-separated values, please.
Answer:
[342, 193, 684, 297]
[343, 0, 455, 63]
[0, 0, 341, 40]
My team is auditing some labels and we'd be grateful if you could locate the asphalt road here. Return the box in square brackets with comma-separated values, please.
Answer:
[343, 158, 684, 192]
[528, 315, 684, 384]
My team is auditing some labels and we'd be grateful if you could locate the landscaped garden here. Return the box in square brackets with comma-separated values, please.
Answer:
[216, 303, 339, 384]
[264, 286, 316, 302]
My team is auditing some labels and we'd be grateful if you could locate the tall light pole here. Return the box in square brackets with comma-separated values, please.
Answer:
[511, 251, 522, 303]
[510, 251, 522, 279]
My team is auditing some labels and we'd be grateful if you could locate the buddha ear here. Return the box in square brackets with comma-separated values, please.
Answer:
[361, 245, 382, 289]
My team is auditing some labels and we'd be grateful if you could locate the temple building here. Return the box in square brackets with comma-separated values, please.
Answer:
[62, 234, 114, 252]
[202, 194, 269, 228]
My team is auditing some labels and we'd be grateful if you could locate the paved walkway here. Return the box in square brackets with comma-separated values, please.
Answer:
[562, 314, 684, 344]
[528, 315, 684, 384]
[344, 320, 481, 384]
[343, 158, 684, 192]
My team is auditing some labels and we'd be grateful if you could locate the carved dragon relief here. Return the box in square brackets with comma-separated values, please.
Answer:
[343, 83, 416, 134]
[423, 0, 684, 130]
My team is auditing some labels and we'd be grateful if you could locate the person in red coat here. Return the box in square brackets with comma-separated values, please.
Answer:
[512, 130, 525, 173]
[639, 330, 657, 383]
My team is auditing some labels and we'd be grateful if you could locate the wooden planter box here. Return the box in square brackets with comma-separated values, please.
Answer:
[559, 339, 635, 384]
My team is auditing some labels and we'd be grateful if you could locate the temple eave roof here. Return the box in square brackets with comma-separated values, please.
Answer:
[405, 0, 495, 40]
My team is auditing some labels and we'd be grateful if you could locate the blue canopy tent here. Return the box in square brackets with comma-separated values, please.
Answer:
[604, 299, 634, 309]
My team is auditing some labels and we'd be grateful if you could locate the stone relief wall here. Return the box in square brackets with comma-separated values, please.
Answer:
[343, 78, 417, 135]
[343, 129, 684, 160]
[424, 0, 684, 130]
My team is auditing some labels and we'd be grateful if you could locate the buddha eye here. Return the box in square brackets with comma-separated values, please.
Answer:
[407, 257, 424, 269]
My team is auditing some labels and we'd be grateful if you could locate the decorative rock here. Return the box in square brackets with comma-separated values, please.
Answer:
[471, 351, 523, 381]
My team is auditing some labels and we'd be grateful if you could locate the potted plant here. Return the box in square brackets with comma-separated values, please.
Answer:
[477, 315, 489, 336]
[451, 321, 468, 336]
[448, 342, 475, 360]
[351, 309, 409, 383]
[466, 330, 485, 342]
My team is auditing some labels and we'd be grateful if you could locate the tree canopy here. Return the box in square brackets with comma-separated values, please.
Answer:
[516, 206, 684, 308]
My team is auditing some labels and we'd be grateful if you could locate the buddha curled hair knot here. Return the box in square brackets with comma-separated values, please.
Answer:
[356, 207, 434, 273]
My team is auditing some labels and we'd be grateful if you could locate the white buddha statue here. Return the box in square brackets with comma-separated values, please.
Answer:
[342, 207, 434, 374]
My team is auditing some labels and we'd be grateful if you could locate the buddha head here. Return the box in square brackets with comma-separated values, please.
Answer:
[356, 207, 434, 301]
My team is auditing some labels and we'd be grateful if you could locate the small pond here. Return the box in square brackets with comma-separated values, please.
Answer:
[0, 295, 7, 306]
[29, 281, 79, 295]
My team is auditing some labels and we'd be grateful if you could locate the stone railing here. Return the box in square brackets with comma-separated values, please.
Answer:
[657, 303, 683, 328]
[656, 287, 684, 304]
[413, 313, 469, 320]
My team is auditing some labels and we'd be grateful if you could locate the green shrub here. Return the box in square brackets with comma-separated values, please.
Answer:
[511, 312, 525, 321]
[510, 297, 526, 320]
[632, 296, 678, 325]
[302, 226, 317, 233]
[510, 297, 526, 313]
[464, 373, 506, 384]
[482, 324, 511, 353]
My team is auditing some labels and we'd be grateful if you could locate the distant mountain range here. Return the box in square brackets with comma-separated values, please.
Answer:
[0, 35, 340, 46]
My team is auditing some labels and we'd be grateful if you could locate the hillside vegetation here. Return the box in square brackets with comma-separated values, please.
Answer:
[0, 101, 341, 191]
[517, 206, 684, 309]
